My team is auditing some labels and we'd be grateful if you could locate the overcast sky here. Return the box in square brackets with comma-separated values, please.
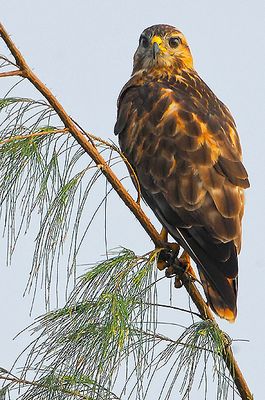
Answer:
[1, 0, 264, 399]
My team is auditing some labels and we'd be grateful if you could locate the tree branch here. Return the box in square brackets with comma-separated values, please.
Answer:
[0, 69, 24, 77]
[0, 22, 253, 400]
[143, 301, 202, 319]
[0, 128, 69, 144]
[81, 129, 142, 204]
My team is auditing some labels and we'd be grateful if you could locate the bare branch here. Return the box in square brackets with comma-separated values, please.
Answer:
[0, 127, 69, 144]
[144, 301, 202, 319]
[0, 69, 24, 78]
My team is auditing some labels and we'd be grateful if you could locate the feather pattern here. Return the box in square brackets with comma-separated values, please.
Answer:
[115, 25, 249, 321]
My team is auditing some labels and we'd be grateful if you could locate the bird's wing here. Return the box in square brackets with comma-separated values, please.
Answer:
[115, 73, 249, 320]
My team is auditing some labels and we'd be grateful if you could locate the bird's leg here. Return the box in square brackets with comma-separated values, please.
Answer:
[160, 226, 168, 242]
[179, 251, 192, 273]
[157, 227, 169, 270]
[156, 227, 180, 271]
[179, 251, 197, 278]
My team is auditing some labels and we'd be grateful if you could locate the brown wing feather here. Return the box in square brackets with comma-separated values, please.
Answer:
[115, 71, 249, 321]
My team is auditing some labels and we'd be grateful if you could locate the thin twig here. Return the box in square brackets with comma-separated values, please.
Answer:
[71, 116, 142, 205]
[87, 132, 142, 204]
[143, 301, 202, 319]
[0, 128, 69, 144]
[136, 328, 215, 353]
[0, 54, 18, 67]
[0, 374, 92, 400]
[0, 21, 253, 400]
[0, 69, 24, 78]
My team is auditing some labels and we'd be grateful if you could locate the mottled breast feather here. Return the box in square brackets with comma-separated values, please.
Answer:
[115, 68, 249, 321]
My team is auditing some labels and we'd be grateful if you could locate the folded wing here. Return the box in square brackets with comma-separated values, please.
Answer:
[115, 73, 249, 321]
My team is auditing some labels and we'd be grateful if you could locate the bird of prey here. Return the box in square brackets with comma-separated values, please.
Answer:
[114, 24, 249, 321]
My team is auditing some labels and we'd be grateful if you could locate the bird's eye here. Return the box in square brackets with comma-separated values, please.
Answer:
[169, 37, 181, 48]
[140, 35, 149, 48]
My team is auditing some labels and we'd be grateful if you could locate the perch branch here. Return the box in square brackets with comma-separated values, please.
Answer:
[0, 22, 253, 400]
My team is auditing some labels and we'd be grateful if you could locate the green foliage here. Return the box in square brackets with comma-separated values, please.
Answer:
[149, 320, 235, 400]
[6, 249, 158, 399]
[0, 249, 239, 400]
[0, 96, 121, 306]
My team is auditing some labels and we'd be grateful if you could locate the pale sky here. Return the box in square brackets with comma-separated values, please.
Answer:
[1, 0, 264, 399]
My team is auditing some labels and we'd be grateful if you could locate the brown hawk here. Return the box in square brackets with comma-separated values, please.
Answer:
[114, 24, 249, 321]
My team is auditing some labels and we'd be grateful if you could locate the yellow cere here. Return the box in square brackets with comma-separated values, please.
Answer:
[151, 35, 162, 45]
[151, 35, 167, 52]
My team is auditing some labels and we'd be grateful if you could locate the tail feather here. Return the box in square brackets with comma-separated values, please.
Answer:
[143, 195, 239, 321]
[171, 225, 239, 321]
[198, 268, 237, 322]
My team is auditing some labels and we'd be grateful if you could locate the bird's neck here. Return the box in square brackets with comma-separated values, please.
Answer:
[132, 65, 197, 85]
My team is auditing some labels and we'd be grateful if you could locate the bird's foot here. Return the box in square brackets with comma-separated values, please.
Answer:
[157, 244, 184, 288]
[156, 227, 180, 271]
[155, 228, 196, 288]
[179, 251, 197, 280]
[166, 254, 186, 288]
[158, 250, 196, 289]
[157, 243, 180, 271]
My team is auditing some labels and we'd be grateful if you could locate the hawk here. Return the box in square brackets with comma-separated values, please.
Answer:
[114, 24, 249, 321]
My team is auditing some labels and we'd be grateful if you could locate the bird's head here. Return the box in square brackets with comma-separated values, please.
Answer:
[132, 24, 194, 75]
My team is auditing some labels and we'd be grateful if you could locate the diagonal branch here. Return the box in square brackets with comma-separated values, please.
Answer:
[81, 129, 142, 204]
[0, 22, 253, 400]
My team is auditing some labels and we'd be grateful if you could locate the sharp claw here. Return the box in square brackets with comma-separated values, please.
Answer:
[157, 259, 167, 271]
[179, 251, 197, 280]
[174, 276, 183, 288]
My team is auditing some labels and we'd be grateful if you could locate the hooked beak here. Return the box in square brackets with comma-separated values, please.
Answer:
[152, 42, 160, 60]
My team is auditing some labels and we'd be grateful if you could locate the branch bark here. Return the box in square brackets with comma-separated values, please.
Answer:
[0, 22, 253, 400]
[0, 69, 23, 77]
[0, 128, 69, 144]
